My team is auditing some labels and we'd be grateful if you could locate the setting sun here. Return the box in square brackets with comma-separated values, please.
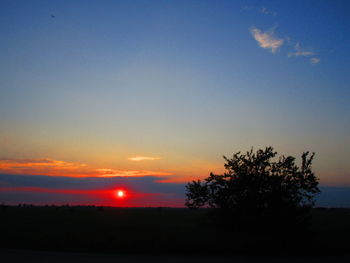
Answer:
[116, 190, 125, 198]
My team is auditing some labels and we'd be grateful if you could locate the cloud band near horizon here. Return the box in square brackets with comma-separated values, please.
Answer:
[0, 158, 170, 178]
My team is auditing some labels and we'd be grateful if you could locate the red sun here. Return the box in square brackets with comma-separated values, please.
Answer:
[115, 190, 126, 199]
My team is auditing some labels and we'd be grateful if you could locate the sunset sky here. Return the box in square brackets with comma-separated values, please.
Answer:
[1, 0, 349, 207]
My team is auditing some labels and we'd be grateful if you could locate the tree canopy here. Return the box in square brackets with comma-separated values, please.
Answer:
[185, 147, 320, 228]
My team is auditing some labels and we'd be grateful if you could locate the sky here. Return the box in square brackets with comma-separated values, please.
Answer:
[1, 0, 350, 207]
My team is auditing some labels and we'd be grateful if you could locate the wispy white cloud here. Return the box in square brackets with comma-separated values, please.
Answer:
[128, 156, 161, 161]
[240, 6, 254, 12]
[241, 6, 277, 16]
[310, 57, 320, 64]
[249, 28, 321, 65]
[250, 27, 284, 53]
[260, 7, 276, 16]
[288, 43, 314, 57]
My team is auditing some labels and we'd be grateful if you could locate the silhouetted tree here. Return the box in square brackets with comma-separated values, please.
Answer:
[185, 147, 320, 230]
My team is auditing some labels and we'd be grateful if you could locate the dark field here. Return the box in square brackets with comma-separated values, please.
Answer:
[0, 206, 349, 256]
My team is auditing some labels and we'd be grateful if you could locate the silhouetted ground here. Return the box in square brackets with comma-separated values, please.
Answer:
[0, 206, 349, 256]
[1, 248, 350, 263]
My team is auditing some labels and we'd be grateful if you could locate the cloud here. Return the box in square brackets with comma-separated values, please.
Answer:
[1, 173, 350, 207]
[310, 57, 320, 64]
[0, 158, 170, 178]
[0, 174, 182, 192]
[0, 174, 186, 207]
[241, 6, 276, 16]
[250, 27, 284, 53]
[0, 158, 87, 176]
[0, 158, 87, 168]
[288, 43, 314, 57]
[260, 7, 276, 16]
[240, 6, 254, 12]
[128, 156, 161, 161]
[95, 168, 170, 178]
[249, 30, 320, 64]
[317, 187, 350, 207]
[0, 186, 102, 195]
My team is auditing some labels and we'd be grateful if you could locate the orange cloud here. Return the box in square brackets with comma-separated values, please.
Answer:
[95, 168, 170, 177]
[128, 156, 161, 161]
[0, 158, 87, 176]
[250, 27, 283, 53]
[0, 158, 170, 178]
[0, 186, 101, 195]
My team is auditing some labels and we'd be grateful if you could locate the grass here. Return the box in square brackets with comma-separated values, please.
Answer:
[0, 205, 349, 255]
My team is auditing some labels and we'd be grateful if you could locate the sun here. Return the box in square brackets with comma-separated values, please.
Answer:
[116, 190, 125, 198]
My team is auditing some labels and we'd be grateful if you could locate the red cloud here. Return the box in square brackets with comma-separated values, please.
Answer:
[0, 186, 184, 207]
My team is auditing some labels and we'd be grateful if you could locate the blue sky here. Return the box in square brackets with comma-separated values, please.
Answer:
[0, 0, 350, 206]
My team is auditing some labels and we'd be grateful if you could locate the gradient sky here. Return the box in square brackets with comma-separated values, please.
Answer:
[1, 0, 350, 206]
